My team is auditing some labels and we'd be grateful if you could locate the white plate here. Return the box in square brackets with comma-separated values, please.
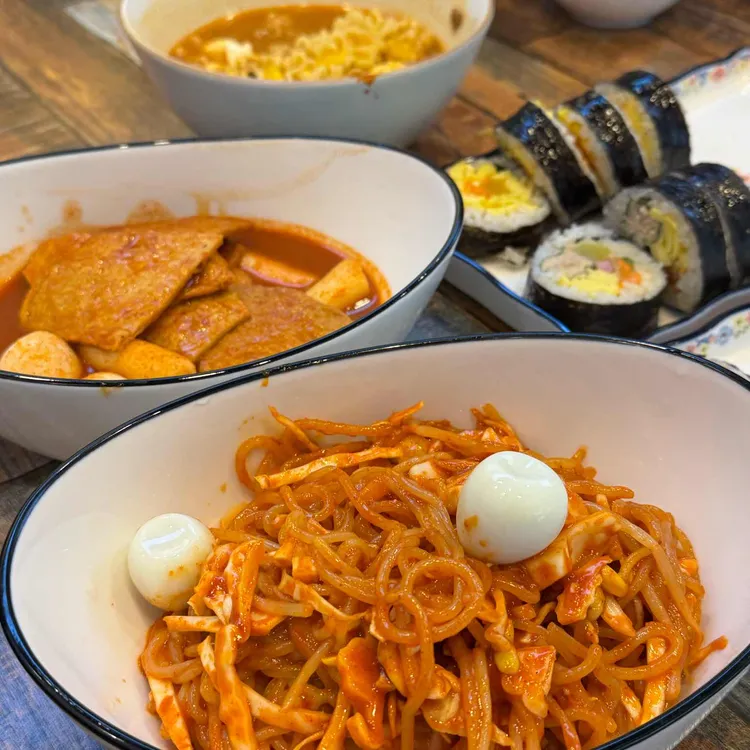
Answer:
[445, 47, 750, 337]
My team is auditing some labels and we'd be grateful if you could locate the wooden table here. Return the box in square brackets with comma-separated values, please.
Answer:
[0, 1, 748, 748]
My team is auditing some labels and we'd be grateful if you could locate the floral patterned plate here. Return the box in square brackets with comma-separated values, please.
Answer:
[445, 46, 750, 337]
[666, 305, 750, 379]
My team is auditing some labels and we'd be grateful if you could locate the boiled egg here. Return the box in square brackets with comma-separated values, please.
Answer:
[457, 451, 567, 565]
[128, 513, 213, 610]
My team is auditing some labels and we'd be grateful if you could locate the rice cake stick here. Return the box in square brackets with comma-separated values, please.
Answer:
[79, 340, 195, 379]
[306, 259, 370, 311]
[240, 251, 318, 287]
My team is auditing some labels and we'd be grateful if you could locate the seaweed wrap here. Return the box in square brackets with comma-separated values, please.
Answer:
[675, 163, 750, 288]
[596, 71, 690, 178]
[495, 101, 600, 224]
[604, 173, 731, 312]
[527, 223, 666, 337]
[555, 89, 648, 199]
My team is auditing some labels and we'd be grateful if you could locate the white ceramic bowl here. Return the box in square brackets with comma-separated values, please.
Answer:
[2, 335, 749, 750]
[553, 0, 680, 28]
[119, 0, 494, 146]
[0, 137, 462, 460]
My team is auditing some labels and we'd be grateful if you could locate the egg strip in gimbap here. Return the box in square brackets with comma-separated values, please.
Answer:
[555, 90, 648, 199]
[604, 174, 731, 313]
[495, 102, 600, 224]
[675, 163, 750, 288]
[596, 71, 690, 178]
[527, 224, 666, 337]
[447, 153, 554, 261]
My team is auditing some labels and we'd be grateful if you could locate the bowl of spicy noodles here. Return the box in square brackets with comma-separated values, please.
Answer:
[2, 334, 749, 750]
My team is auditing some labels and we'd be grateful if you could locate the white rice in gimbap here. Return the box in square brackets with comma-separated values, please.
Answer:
[527, 224, 666, 337]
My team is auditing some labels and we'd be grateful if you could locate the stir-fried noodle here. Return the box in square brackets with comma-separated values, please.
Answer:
[141, 403, 726, 750]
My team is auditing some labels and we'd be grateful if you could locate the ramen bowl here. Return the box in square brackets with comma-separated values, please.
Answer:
[2, 335, 750, 749]
[0, 137, 461, 459]
[119, 0, 494, 145]
[552, 0, 680, 28]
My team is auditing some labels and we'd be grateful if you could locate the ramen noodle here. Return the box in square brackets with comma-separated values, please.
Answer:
[170, 6, 445, 82]
[140, 403, 726, 750]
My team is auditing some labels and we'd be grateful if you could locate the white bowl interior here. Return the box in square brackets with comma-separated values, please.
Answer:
[125, 0, 489, 56]
[7, 337, 750, 747]
[0, 139, 457, 297]
[0, 138, 460, 460]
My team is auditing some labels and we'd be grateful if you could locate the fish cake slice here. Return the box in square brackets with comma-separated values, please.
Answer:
[21, 227, 222, 351]
[179, 253, 234, 301]
[23, 232, 93, 286]
[144, 291, 250, 362]
[139, 218, 249, 301]
[134, 216, 253, 235]
[198, 286, 350, 372]
[23, 216, 251, 287]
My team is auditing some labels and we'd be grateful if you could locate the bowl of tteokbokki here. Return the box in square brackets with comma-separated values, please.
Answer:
[0, 137, 461, 459]
[119, 0, 494, 144]
[2, 335, 750, 750]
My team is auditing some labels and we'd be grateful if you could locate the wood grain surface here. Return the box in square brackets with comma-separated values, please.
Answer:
[0, 1, 747, 748]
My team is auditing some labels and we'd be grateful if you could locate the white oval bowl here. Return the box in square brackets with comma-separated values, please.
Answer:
[119, 0, 494, 146]
[553, 0, 680, 29]
[0, 137, 462, 459]
[2, 335, 749, 750]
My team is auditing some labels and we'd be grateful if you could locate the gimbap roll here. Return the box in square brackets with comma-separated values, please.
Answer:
[555, 90, 648, 199]
[604, 174, 731, 313]
[675, 163, 750, 288]
[495, 101, 600, 224]
[527, 224, 666, 337]
[596, 71, 690, 178]
[447, 152, 555, 261]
